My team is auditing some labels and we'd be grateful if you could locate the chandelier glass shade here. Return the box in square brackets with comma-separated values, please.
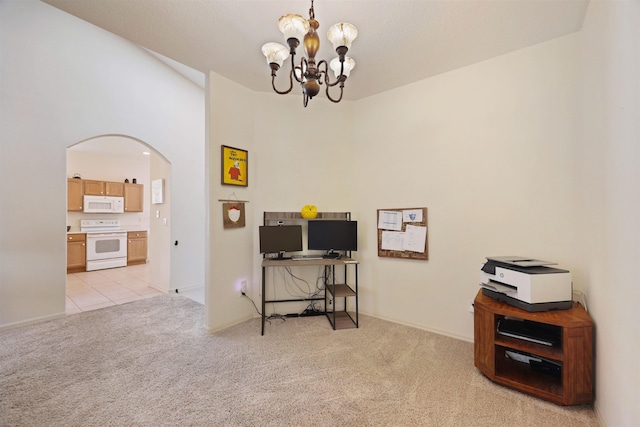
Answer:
[261, 0, 357, 107]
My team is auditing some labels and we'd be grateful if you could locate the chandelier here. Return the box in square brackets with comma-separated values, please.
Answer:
[261, 0, 358, 107]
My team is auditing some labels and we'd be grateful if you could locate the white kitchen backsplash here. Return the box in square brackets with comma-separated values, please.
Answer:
[67, 212, 149, 232]
[119, 215, 151, 232]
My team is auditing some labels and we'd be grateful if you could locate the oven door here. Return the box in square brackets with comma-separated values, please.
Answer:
[86, 232, 127, 261]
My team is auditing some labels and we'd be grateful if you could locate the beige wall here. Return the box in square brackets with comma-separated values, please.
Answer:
[576, 1, 640, 425]
[0, 1, 205, 327]
[149, 153, 172, 292]
[206, 72, 257, 331]
[352, 33, 580, 340]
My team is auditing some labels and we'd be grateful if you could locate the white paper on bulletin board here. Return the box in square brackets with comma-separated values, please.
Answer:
[381, 231, 405, 251]
[402, 224, 427, 253]
[378, 210, 403, 230]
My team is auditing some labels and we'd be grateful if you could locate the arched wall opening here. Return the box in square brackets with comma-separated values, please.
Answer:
[66, 135, 174, 304]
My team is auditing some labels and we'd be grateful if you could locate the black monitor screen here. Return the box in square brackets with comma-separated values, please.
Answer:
[259, 225, 303, 256]
[307, 220, 357, 252]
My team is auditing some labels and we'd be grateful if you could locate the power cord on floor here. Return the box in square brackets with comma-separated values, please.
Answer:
[241, 291, 262, 316]
[241, 292, 287, 325]
[265, 313, 286, 325]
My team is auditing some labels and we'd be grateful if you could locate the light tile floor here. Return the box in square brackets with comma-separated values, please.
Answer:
[66, 263, 164, 314]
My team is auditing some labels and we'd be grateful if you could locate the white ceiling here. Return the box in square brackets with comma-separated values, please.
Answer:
[42, 0, 589, 101]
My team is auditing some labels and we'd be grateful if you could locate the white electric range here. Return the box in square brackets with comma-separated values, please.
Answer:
[80, 219, 127, 271]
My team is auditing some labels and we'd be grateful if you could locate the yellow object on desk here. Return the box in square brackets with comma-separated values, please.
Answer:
[301, 204, 318, 219]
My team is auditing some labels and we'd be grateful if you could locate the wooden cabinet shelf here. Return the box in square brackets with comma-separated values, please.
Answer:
[493, 347, 564, 399]
[127, 231, 147, 265]
[67, 233, 86, 273]
[474, 290, 593, 406]
[124, 183, 143, 212]
[105, 181, 124, 196]
[67, 178, 140, 211]
[67, 178, 84, 211]
[83, 180, 124, 196]
[493, 334, 564, 361]
[83, 180, 105, 196]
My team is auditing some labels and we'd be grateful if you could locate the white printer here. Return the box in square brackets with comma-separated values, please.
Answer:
[480, 256, 573, 312]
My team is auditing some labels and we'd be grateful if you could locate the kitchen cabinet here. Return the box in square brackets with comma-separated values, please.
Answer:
[67, 178, 83, 211]
[124, 183, 144, 212]
[83, 180, 124, 196]
[67, 233, 86, 273]
[127, 231, 147, 265]
[68, 178, 138, 211]
[105, 181, 124, 196]
[83, 180, 105, 195]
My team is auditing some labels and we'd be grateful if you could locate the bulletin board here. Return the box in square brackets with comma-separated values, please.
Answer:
[377, 207, 428, 261]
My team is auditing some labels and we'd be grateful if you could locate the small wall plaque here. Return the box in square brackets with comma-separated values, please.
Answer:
[151, 179, 164, 204]
[223, 202, 246, 228]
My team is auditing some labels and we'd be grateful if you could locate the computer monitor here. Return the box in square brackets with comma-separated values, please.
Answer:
[259, 225, 303, 259]
[307, 220, 357, 257]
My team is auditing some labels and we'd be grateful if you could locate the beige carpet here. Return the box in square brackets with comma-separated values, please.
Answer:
[0, 294, 598, 426]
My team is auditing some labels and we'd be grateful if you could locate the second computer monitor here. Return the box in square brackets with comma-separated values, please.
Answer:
[307, 220, 357, 254]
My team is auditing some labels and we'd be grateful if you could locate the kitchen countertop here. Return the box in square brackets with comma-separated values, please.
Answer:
[67, 229, 147, 235]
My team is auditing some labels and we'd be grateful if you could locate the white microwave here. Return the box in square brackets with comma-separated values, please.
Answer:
[83, 195, 124, 213]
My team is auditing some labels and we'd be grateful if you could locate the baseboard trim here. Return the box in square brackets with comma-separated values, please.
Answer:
[206, 314, 254, 334]
[0, 312, 66, 331]
[359, 310, 474, 343]
[170, 284, 204, 294]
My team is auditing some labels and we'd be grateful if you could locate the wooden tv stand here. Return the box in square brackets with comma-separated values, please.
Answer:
[473, 290, 593, 405]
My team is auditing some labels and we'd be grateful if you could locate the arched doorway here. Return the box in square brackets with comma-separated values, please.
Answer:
[65, 135, 181, 313]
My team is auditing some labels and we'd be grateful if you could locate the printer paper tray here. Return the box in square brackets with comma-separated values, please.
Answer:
[481, 288, 573, 312]
[481, 281, 517, 296]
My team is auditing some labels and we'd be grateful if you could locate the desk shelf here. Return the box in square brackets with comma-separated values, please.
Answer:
[326, 284, 356, 298]
[263, 211, 350, 222]
[325, 283, 358, 330]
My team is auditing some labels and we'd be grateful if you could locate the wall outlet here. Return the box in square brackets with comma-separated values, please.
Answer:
[241, 280, 248, 294]
[468, 300, 474, 313]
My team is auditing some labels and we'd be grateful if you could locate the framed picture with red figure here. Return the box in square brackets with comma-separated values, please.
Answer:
[221, 145, 248, 187]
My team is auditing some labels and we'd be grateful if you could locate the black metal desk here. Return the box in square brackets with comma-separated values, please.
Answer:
[261, 257, 359, 335]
